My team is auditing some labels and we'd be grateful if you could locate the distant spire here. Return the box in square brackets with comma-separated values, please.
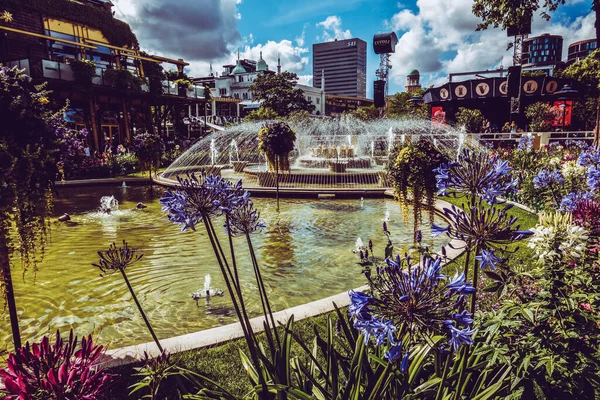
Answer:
[277, 53, 281, 74]
[259, 51, 263, 60]
[321, 69, 325, 91]
[209, 63, 213, 76]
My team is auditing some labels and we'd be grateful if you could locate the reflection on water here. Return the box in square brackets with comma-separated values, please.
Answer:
[1, 186, 446, 350]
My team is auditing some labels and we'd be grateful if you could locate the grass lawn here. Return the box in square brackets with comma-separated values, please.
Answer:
[110, 310, 343, 399]
[123, 168, 166, 178]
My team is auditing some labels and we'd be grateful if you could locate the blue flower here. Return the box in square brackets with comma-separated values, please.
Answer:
[400, 350, 410, 373]
[224, 200, 265, 236]
[445, 272, 476, 295]
[448, 324, 476, 351]
[578, 150, 600, 167]
[348, 290, 374, 322]
[560, 192, 592, 212]
[431, 223, 450, 237]
[353, 316, 396, 346]
[587, 166, 600, 192]
[533, 169, 564, 189]
[517, 135, 533, 151]
[449, 310, 474, 326]
[384, 342, 403, 363]
[475, 249, 504, 270]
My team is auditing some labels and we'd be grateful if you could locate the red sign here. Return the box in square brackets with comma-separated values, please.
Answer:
[432, 106, 446, 125]
[550, 100, 573, 127]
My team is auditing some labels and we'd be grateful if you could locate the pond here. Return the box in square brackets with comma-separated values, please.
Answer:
[1, 185, 446, 350]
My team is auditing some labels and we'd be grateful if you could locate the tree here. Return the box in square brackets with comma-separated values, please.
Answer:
[525, 102, 554, 131]
[258, 121, 296, 210]
[132, 131, 165, 178]
[386, 89, 429, 119]
[243, 107, 280, 122]
[472, 0, 600, 142]
[0, 66, 61, 350]
[249, 72, 315, 117]
[347, 105, 381, 121]
[455, 107, 485, 132]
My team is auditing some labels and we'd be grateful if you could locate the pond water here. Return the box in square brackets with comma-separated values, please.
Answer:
[1, 186, 445, 350]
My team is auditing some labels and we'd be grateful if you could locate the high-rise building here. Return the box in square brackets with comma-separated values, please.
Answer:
[567, 39, 598, 64]
[313, 38, 367, 98]
[522, 34, 563, 67]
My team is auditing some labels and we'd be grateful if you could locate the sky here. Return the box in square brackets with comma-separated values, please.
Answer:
[112, 0, 596, 97]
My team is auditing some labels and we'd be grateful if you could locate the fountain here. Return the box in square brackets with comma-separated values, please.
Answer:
[382, 210, 390, 222]
[191, 274, 224, 303]
[354, 237, 364, 253]
[99, 196, 118, 214]
[158, 117, 470, 192]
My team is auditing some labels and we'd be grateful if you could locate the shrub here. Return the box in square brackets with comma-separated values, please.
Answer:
[0, 330, 113, 399]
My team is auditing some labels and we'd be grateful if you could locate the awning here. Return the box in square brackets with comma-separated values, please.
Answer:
[240, 100, 261, 109]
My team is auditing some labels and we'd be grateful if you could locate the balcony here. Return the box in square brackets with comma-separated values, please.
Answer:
[4, 59, 30, 75]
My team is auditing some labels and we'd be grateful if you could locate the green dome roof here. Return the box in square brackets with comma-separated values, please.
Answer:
[408, 69, 420, 76]
[232, 60, 247, 74]
[257, 51, 268, 71]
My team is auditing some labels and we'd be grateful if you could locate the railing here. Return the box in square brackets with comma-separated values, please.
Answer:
[42, 59, 74, 81]
[468, 131, 594, 143]
[4, 59, 30, 75]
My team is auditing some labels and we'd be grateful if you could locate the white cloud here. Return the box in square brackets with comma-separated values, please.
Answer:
[386, 0, 596, 90]
[296, 23, 309, 47]
[297, 75, 313, 86]
[235, 12, 242, 20]
[316, 16, 353, 41]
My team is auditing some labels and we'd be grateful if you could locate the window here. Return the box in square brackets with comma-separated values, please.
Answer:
[316, 97, 320, 104]
[308, 96, 312, 102]
[234, 93, 239, 99]
[243, 92, 248, 100]
[219, 88, 226, 96]
[46, 30, 80, 61]
[238, 76, 244, 82]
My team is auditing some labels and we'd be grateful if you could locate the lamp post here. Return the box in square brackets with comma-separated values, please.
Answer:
[408, 94, 424, 116]
[554, 84, 578, 131]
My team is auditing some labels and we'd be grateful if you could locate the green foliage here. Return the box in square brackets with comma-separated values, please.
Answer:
[389, 139, 447, 231]
[521, 70, 548, 77]
[481, 213, 600, 399]
[4, 0, 138, 48]
[243, 107, 280, 122]
[456, 107, 484, 133]
[286, 109, 312, 124]
[525, 102, 553, 131]
[347, 105, 381, 121]
[103, 68, 146, 92]
[387, 89, 429, 119]
[132, 132, 165, 177]
[472, 0, 564, 32]
[249, 72, 315, 117]
[69, 58, 96, 89]
[257, 121, 296, 172]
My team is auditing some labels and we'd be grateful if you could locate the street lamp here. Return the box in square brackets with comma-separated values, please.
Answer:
[554, 84, 578, 130]
[408, 94, 424, 115]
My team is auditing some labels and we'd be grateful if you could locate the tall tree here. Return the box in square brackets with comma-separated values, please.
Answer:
[472, 0, 600, 142]
[249, 72, 315, 117]
[0, 66, 61, 350]
[387, 89, 429, 119]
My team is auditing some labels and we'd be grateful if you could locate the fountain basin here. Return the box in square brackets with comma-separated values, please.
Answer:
[243, 165, 387, 187]
[1, 185, 447, 350]
[231, 161, 249, 173]
[298, 157, 372, 169]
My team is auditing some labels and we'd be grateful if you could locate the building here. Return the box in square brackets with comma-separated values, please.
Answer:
[0, 0, 210, 150]
[325, 94, 373, 116]
[522, 34, 563, 67]
[406, 69, 421, 93]
[567, 39, 598, 64]
[192, 53, 325, 117]
[313, 38, 367, 98]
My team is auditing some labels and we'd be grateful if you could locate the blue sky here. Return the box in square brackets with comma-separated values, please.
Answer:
[114, 0, 596, 97]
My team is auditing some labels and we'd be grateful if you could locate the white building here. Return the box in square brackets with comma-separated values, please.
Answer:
[192, 53, 324, 117]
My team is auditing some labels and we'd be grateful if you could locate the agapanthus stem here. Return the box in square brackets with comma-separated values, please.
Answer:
[435, 348, 454, 400]
[201, 216, 257, 353]
[202, 215, 267, 397]
[246, 233, 280, 348]
[225, 215, 241, 289]
[470, 244, 482, 315]
[453, 346, 470, 400]
[119, 267, 163, 353]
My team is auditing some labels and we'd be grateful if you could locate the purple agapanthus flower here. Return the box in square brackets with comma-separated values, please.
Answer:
[533, 169, 564, 189]
[578, 150, 600, 167]
[448, 325, 476, 351]
[354, 253, 476, 361]
[560, 192, 593, 212]
[434, 149, 516, 204]
[475, 249, 504, 270]
[517, 134, 534, 151]
[224, 200, 265, 236]
[587, 166, 600, 192]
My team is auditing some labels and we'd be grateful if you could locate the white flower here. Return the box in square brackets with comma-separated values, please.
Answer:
[561, 161, 586, 181]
